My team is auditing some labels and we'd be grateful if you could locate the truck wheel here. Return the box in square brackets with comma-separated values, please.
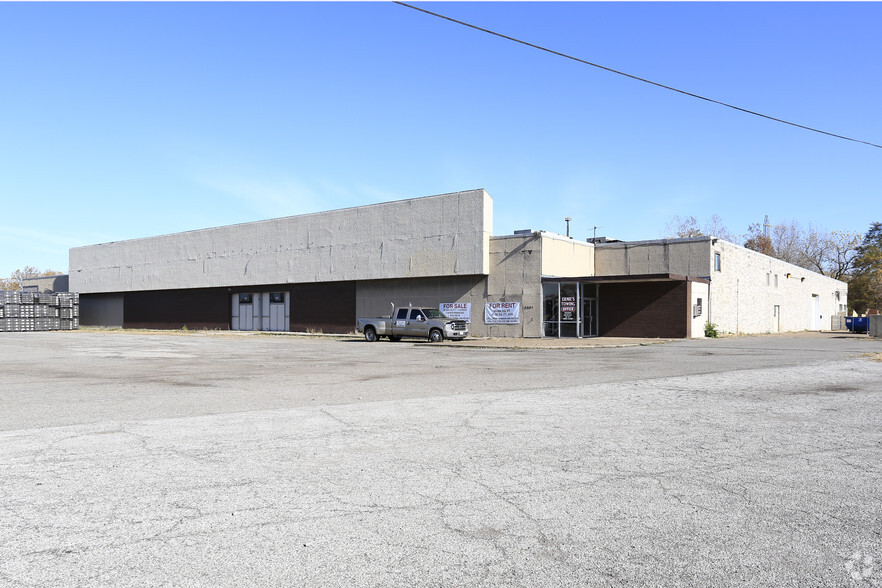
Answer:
[389, 335, 402, 342]
[428, 329, 443, 343]
[364, 327, 378, 342]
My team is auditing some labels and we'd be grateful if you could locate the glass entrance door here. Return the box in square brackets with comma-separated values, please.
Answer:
[582, 283, 597, 337]
[559, 282, 579, 337]
[543, 281, 599, 338]
[582, 297, 597, 337]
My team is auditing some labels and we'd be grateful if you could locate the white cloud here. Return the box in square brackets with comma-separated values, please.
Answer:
[188, 173, 327, 219]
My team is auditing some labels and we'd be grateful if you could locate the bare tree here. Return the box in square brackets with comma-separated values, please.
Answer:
[809, 229, 861, 280]
[748, 219, 860, 280]
[665, 215, 703, 238]
[743, 223, 774, 256]
[665, 214, 737, 241]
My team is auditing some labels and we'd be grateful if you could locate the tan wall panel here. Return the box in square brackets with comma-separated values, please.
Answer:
[540, 234, 594, 277]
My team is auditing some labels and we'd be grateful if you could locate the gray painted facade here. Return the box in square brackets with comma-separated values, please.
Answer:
[68, 190, 847, 338]
[20, 274, 69, 293]
[870, 315, 882, 339]
[70, 190, 492, 293]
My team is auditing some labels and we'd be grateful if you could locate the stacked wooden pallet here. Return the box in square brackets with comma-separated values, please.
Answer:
[0, 291, 79, 332]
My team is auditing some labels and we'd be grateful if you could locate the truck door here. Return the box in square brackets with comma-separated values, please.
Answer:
[408, 308, 428, 337]
[394, 308, 409, 335]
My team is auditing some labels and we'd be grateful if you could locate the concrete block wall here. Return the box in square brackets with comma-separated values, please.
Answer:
[354, 234, 545, 337]
[595, 238, 712, 278]
[355, 275, 484, 326]
[20, 275, 69, 293]
[480, 234, 543, 337]
[868, 315, 881, 338]
[70, 190, 492, 294]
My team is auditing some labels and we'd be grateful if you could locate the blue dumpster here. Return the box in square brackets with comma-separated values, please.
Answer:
[845, 317, 869, 333]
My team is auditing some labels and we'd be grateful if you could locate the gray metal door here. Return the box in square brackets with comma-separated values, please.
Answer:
[240, 304, 253, 330]
[268, 292, 287, 331]
[233, 293, 259, 331]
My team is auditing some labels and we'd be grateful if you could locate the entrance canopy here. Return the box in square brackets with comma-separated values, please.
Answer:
[542, 274, 709, 338]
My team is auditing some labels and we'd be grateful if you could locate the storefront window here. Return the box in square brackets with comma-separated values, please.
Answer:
[543, 282, 559, 337]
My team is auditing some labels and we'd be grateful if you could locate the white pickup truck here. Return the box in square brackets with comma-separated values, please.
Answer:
[356, 306, 469, 343]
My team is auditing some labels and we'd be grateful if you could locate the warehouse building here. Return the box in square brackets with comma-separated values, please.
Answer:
[69, 189, 846, 338]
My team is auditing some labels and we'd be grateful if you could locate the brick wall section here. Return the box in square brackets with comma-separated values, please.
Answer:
[599, 281, 688, 338]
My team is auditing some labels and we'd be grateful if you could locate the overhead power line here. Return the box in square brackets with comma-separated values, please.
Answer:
[394, 1, 882, 150]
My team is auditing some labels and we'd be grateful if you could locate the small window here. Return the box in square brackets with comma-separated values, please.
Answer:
[766, 273, 770, 286]
[714, 253, 721, 272]
[774, 275, 779, 288]
[410, 309, 425, 321]
[269, 292, 284, 304]
[396, 308, 408, 320]
[239, 293, 253, 304]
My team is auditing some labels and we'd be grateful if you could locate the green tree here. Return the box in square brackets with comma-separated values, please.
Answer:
[848, 222, 882, 314]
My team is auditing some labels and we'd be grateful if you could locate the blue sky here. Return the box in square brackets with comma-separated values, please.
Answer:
[1, 2, 879, 278]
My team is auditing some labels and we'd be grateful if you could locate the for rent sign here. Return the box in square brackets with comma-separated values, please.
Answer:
[484, 302, 520, 324]
[440, 302, 471, 323]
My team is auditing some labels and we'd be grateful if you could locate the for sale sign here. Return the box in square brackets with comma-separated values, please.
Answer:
[484, 302, 520, 324]
[440, 302, 471, 323]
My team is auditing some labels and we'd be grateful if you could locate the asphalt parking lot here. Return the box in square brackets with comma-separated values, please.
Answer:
[2, 331, 881, 586]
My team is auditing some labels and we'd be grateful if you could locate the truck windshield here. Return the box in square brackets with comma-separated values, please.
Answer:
[423, 309, 447, 319]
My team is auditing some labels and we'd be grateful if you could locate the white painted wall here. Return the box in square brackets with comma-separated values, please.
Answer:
[690, 281, 709, 338]
[709, 240, 846, 334]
